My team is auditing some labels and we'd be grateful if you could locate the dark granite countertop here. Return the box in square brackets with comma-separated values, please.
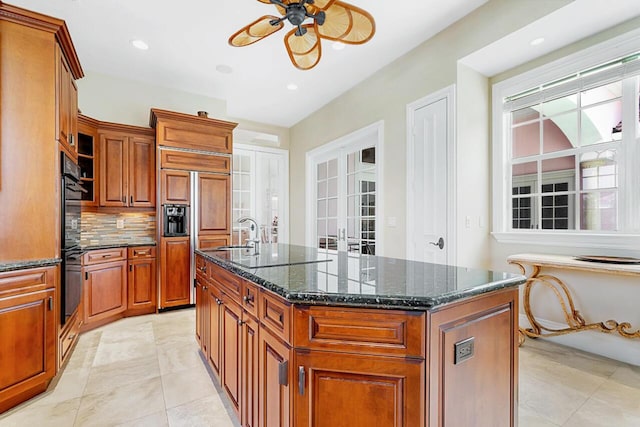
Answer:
[81, 241, 157, 251]
[0, 258, 62, 273]
[196, 244, 526, 310]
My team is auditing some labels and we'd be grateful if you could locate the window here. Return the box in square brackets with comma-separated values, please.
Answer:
[492, 30, 640, 247]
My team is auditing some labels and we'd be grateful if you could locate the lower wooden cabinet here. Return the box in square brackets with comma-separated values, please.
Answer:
[83, 260, 127, 325]
[206, 281, 224, 378]
[0, 266, 57, 413]
[242, 314, 259, 427]
[293, 351, 423, 427]
[160, 237, 191, 308]
[221, 295, 243, 418]
[81, 246, 157, 331]
[127, 247, 157, 315]
[258, 328, 291, 427]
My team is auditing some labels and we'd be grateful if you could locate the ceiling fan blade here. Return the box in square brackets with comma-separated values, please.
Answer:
[308, 0, 336, 11]
[229, 15, 284, 47]
[318, 1, 375, 44]
[284, 24, 322, 70]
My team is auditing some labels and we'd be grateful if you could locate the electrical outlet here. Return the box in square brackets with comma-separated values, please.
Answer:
[465, 216, 471, 228]
[116, 219, 124, 229]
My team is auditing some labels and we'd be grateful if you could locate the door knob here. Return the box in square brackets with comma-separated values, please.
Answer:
[429, 237, 445, 250]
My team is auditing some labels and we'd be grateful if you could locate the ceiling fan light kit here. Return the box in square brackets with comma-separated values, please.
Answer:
[229, 0, 375, 70]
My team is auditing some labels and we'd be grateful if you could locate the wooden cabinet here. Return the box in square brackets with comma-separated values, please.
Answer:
[99, 124, 155, 208]
[0, 266, 57, 413]
[56, 45, 79, 160]
[126, 246, 157, 315]
[0, 3, 83, 263]
[198, 173, 231, 238]
[259, 328, 291, 427]
[206, 282, 224, 379]
[83, 260, 127, 325]
[427, 289, 519, 427]
[81, 248, 127, 330]
[161, 169, 191, 205]
[194, 254, 519, 427]
[78, 115, 100, 207]
[293, 351, 423, 427]
[160, 237, 191, 308]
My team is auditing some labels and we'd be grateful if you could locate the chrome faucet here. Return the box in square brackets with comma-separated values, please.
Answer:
[238, 216, 260, 254]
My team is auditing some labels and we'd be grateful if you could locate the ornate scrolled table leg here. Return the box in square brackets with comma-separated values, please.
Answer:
[509, 260, 640, 345]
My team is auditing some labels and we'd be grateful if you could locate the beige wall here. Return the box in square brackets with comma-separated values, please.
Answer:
[289, 0, 570, 261]
[77, 71, 290, 147]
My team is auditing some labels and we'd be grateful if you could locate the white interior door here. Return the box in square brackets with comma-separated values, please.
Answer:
[410, 96, 450, 264]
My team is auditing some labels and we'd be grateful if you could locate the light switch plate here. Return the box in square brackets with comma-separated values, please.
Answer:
[116, 219, 124, 229]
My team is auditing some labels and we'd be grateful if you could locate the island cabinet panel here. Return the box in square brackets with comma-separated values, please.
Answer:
[222, 296, 243, 418]
[194, 277, 204, 347]
[294, 351, 424, 427]
[258, 329, 291, 427]
[259, 291, 291, 344]
[0, 266, 57, 414]
[427, 288, 519, 427]
[206, 281, 225, 379]
[210, 262, 242, 301]
[242, 314, 259, 427]
[160, 237, 191, 308]
[293, 306, 425, 358]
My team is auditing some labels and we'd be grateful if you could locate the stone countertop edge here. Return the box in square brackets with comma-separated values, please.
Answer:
[81, 241, 157, 251]
[0, 258, 62, 273]
[196, 250, 526, 311]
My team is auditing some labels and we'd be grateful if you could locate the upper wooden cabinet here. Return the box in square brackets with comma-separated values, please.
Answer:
[77, 115, 100, 207]
[0, 3, 83, 263]
[198, 173, 231, 236]
[99, 123, 155, 208]
[150, 109, 237, 154]
[56, 47, 79, 160]
[161, 169, 191, 205]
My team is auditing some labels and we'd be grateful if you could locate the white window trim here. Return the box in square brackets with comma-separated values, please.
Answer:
[305, 121, 385, 255]
[492, 27, 640, 249]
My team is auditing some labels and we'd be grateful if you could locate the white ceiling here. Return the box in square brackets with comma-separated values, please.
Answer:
[8, 1, 640, 128]
[9, 0, 487, 127]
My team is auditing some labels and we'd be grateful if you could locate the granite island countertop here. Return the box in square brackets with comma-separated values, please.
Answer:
[196, 243, 526, 310]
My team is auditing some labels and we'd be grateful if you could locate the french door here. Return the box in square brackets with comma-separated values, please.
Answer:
[309, 124, 381, 255]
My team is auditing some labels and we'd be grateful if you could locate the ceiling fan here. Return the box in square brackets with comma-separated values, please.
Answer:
[229, 0, 375, 70]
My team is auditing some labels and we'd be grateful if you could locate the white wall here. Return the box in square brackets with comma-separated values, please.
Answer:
[488, 17, 640, 365]
[289, 0, 570, 260]
[77, 71, 290, 149]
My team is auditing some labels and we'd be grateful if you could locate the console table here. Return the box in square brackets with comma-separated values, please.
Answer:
[507, 253, 640, 344]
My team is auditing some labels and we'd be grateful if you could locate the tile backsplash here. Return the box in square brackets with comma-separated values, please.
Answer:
[81, 212, 156, 246]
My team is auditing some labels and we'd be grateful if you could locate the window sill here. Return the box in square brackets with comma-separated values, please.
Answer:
[492, 231, 640, 251]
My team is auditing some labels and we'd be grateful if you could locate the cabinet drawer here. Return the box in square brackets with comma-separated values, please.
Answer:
[127, 246, 156, 259]
[209, 262, 242, 301]
[259, 290, 291, 344]
[241, 280, 259, 318]
[82, 248, 127, 265]
[60, 311, 81, 364]
[293, 306, 425, 358]
[195, 254, 207, 277]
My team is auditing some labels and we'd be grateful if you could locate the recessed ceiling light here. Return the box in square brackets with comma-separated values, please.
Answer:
[216, 64, 233, 74]
[530, 37, 545, 46]
[131, 39, 149, 50]
[332, 42, 345, 51]
[287, 83, 298, 91]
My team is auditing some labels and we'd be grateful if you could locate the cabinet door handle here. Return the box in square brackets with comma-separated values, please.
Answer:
[129, 264, 132, 272]
[122, 197, 126, 203]
[130, 196, 133, 205]
[298, 366, 305, 395]
[69, 134, 75, 146]
[279, 360, 289, 386]
[48, 296, 53, 311]
[278, 313, 284, 323]
[102, 254, 112, 258]
[85, 272, 88, 280]
[238, 319, 245, 326]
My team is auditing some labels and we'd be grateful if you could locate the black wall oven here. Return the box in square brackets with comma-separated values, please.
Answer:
[61, 153, 85, 326]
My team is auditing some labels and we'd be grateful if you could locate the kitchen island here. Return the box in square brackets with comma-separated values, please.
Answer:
[194, 244, 525, 427]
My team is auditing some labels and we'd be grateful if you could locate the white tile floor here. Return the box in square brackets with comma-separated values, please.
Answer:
[0, 308, 638, 426]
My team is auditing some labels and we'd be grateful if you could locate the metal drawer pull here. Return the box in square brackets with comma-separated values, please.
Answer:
[102, 254, 112, 258]
[298, 366, 305, 395]
[279, 361, 289, 386]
